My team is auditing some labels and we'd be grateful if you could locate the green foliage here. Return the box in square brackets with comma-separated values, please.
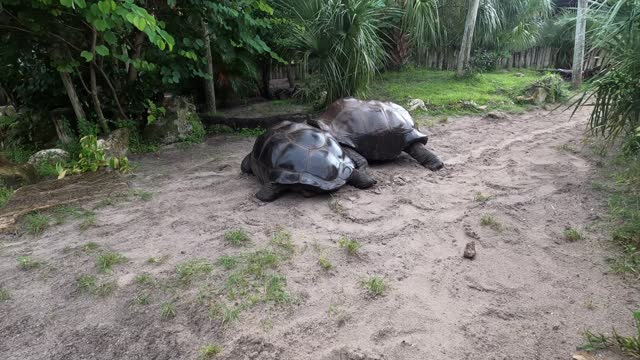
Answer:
[581, 311, 640, 358]
[0, 181, 14, 208]
[145, 99, 166, 125]
[318, 256, 333, 270]
[76, 274, 117, 297]
[480, 214, 502, 231]
[160, 302, 177, 320]
[276, 0, 394, 105]
[184, 113, 206, 144]
[207, 125, 266, 137]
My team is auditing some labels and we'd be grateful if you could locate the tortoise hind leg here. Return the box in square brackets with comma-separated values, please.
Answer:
[255, 183, 287, 202]
[241, 154, 253, 174]
[405, 143, 444, 171]
[342, 147, 369, 170]
[348, 168, 376, 189]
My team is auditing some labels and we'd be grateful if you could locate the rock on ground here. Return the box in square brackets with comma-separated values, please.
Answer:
[27, 149, 70, 166]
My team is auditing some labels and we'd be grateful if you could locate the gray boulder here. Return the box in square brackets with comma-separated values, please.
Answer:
[28, 149, 70, 167]
[143, 96, 203, 144]
[0, 105, 17, 117]
[97, 128, 130, 158]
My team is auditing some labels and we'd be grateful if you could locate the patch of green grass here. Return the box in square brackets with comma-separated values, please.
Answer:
[208, 303, 241, 324]
[480, 214, 503, 231]
[22, 212, 50, 236]
[319, 256, 333, 270]
[207, 125, 267, 137]
[217, 255, 239, 270]
[134, 291, 151, 305]
[17, 256, 40, 270]
[610, 245, 640, 274]
[368, 69, 543, 116]
[34, 162, 60, 178]
[224, 229, 250, 246]
[0, 287, 10, 302]
[135, 273, 154, 285]
[338, 236, 361, 255]
[76, 275, 117, 297]
[564, 227, 583, 242]
[362, 276, 386, 296]
[160, 302, 176, 320]
[176, 259, 214, 284]
[199, 344, 222, 359]
[555, 143, 579, 154]
[270, 228, 295, 256]
[245, 249, 280, 277]
[96, 252, 127, 273]
[581, 311, 640, 358]
[473, 191, 491, 203]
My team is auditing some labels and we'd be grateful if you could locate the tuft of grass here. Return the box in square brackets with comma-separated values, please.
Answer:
[224, 229, 250, 246]
[96, 252, 127, 273]
[23, 212, 50, 236]
[199, 344, 222, 359]
[130, 189, 153, 201]
[82, 242, 100, 252]
[17, 256, 40, 270]
[217, 255, 239, 270]
[319, 256, 333, 270]
[146, 255, 168, 265]
[473, 192, 491, 203]
[362, 276, 386, 296]
[581, 311, 640, 358]
[264, 274, 290, 304]
[0, 287, 10, 302]
[176, 259, 214, 284]
[338, 236, 361, 255]
[270, 228, 295, 255]
[555, 143, 579, 154]
[328, 195, 347, 217]
[77, 274, 97, 293]
[160, 302, 176, 320]
[135, 291, 151, 305]
[564, 227, 584, 242]
[50, 206, 96, 230]
[245, 249, 280, 277]
[135, 273, 154, 285]
[480, 214, 503, 231]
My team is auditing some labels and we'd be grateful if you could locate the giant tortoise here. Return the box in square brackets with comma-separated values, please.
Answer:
[312, 98, 444, 171]
[241, 121, 375, 201]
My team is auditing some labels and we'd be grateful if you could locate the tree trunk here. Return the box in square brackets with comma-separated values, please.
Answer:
[456, 0, 481, 77]
[201, 18, 216, 113]
[51, 109, 73, 145]
[260, 62, 272, 100]
[390, 28, 410, 70]
[572, 0, 588, 89]
[286, 62, 296, 88]
[59, 71, 86, 124]
[128, 31, 145, 83]
[90, 28, 109, 134]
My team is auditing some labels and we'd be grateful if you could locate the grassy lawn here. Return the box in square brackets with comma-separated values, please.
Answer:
[368, 68, 544, 116]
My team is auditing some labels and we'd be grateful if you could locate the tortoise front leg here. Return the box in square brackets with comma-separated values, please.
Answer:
[241, 153, 253, 174]
[255, 183, 287, 202]
[348, 168, 376, 189]
[405, 143, 444, 171]
[342, 147, 369, 170]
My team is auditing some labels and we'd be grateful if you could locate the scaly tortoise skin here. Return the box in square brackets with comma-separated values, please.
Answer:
[241, 121, 375, 202]
[314, 98, 444, 171]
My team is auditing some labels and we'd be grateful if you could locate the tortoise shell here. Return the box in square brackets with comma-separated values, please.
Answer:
[317, 98, 428, 161]
[249, 121, 354, 191]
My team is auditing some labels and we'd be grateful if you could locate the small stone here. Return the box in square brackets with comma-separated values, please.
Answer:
[463, 241, 476, 259]
[552, 324, 560, 331]
[485, 111, 508, 120]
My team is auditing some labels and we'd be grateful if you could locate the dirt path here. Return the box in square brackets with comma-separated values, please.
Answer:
[2, 108, 639, 360]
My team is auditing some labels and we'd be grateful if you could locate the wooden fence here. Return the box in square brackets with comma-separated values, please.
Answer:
[270, 47, 604, 80]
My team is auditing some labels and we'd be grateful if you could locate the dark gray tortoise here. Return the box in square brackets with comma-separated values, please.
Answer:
[241, 121, 376, 202]
[313, 98, 444, 171]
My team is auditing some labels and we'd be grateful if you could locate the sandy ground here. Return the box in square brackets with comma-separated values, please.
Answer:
[2, 108, 640, 360]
